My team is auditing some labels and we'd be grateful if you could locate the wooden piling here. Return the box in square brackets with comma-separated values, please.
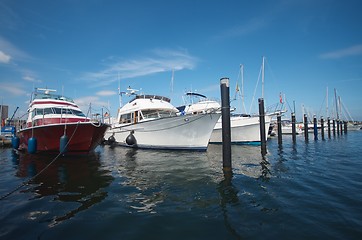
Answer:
[313, 115, 318, 140]
[220, 78, 232, 172]
[304, 114, 308, 141]
[321, 117, 324, 140]
[277, 113, 282, 145]
[258, 98, 267, 155]
[337, 119, 340, 135]
[327, 117, 331, 139]
[340, 121, 343, 135]
[291, 112, 296, 143]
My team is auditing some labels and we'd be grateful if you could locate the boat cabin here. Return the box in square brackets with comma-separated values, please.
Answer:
[117, 94, 178, 124]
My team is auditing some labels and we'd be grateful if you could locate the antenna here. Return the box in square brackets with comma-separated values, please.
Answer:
[36, 88, 56, 94]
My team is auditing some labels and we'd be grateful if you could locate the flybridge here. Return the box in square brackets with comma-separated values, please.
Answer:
[31, 88, 75, 103]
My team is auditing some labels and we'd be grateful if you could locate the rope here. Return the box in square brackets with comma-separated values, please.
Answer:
[0, 122, 80, 201]
[90, 120, 102, 127]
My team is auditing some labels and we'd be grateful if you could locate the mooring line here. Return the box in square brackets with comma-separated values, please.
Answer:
[0, 122, 80, 201]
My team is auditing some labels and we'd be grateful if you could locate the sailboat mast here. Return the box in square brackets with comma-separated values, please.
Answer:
[334, 88, 339, 120]
[326, 86, 328, 118]
[170, 69, 174, 102]
[261, 56, 265, 99]
[338, 96, 342, 120]
[240, 64, 247, 113]
[118, 74, 122, 108]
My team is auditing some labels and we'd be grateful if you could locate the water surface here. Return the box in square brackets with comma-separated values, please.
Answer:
[1, 131, 362, 239]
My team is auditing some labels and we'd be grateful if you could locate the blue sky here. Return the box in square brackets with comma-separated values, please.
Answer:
[1, 0, 362, 122]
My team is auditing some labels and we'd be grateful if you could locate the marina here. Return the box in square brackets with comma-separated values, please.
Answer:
[1, 130, 361, 239]
[1, 2, 362, 239]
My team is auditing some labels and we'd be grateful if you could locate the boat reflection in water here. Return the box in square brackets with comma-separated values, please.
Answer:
[11, 150, 114, 226]
[102, 143, 271, 215]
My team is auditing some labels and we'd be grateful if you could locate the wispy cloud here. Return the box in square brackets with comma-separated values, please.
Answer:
[80, 48, 198, 87]
[96, 90, 117, 96]
[319, 44, 362, 59]
[22, 75, 42, 83]
[0, 36, 32, 62]
[0, 50, 11, 63]
[215, 17, 267, 40]
[0, 83, 26, 96]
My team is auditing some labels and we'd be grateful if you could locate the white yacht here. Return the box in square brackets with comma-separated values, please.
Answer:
[104, 88, 220, 150]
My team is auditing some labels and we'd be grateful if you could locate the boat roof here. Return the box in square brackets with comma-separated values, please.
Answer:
[120, 94, 177, 114]
[185, 92, 207, 98]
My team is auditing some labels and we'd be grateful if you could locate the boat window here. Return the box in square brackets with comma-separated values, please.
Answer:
[141, 110, 160, 119]
[35, 108, 44, 116]
[72, 109, 86, 117]
[119, 113, 132, 123]
[44, 108, 53, 115]
[61, 108, 73, 115]
[53, 108, 62, 114]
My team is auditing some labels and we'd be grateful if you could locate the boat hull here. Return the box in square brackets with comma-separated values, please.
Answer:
[104, 113, 220, 150]
[17, 122, 109, 154]
[281, 124, 304, 135]
[209, 115, 272, 144]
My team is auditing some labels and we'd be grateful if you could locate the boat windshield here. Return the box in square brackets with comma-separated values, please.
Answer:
[141, 109, 176, 119]
[33, 92, 75, 103]
[32, 107, 86, 117]
[130, 95, 171, 103]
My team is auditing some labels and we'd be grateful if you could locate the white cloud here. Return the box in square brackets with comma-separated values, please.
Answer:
[0, 83, 26, 96]
[0, 50, 11, 63]
[320, 44, 362, 59]
[96, 90, 117, 96]
[22, 75, 42, 83]
[81, 48, 198, 87]
[0, 36, 31, 62]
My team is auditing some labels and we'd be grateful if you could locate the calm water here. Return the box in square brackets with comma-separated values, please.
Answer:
[1, 131, 362, 239]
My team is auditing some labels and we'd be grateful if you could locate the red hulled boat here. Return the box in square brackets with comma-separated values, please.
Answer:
[17, 88, 109, 154]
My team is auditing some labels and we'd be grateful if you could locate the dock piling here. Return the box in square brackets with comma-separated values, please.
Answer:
[277, 113, 282, 145]
[304, 114, 309, 141]
[337, 119, 340, 135]
[321, 117, 325, 140]
[313, 115, 318, 140]
[258, 98, 267, 155]
[291, 112, 296, 143]
[220, 78, 232, 173]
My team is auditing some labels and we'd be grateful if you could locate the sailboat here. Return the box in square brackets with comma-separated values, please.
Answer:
[210, 57, 279, 143]
[333, 88, 361, 131]
[179, 57, 279, 144]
